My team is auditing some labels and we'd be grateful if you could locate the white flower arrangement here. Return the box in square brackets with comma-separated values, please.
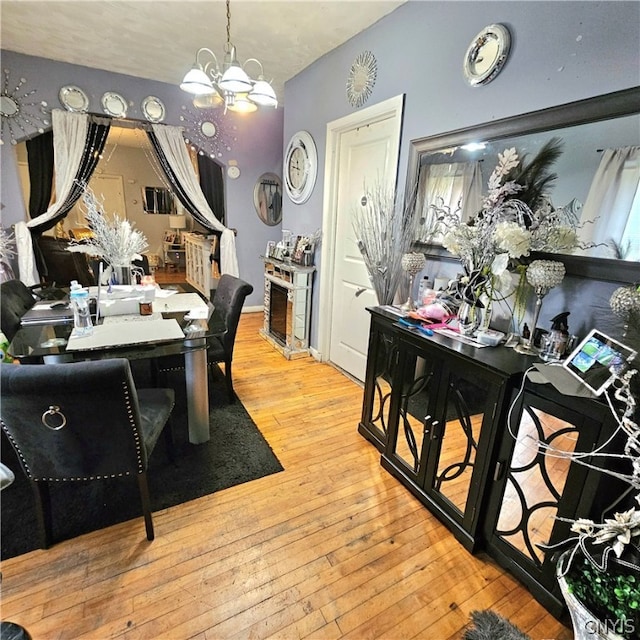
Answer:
[436, 140, 592, 306]
[67, 187, 148, 267]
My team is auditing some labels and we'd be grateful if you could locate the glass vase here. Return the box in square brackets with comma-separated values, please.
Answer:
[457, 301, 481, 336]
[111, 264, 132, 286]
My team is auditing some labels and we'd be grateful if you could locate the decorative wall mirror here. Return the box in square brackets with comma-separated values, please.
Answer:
[254, 172, 283, 226]
[407, 87, 640, 283]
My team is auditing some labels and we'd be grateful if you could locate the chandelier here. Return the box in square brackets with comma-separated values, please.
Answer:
[180, 0, 277, 113]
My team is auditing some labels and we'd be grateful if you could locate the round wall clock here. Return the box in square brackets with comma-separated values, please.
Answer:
[463, 24, 511, 86]
[284, 130, 317, 204]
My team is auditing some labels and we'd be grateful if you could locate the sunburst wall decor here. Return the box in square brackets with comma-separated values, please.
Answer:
[346, 51, 377, 108]
[179, 104, 237, 159]
[0, 68, 51, 145]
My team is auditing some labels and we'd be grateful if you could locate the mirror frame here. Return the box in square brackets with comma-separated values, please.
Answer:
[407, 86, 640, 283]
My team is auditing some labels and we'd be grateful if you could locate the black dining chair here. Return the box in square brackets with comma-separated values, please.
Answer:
[0, 279, 38, 342]
[0, 358, 175, 547]
[156, 274, 253, 402]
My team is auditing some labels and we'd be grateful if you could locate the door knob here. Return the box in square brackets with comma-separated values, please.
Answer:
[355, 287, 367, 297]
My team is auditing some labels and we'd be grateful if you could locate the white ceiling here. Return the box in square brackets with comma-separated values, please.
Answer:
[1, 0, 406, 106]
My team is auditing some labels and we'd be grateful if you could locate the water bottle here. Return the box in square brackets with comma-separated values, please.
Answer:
[69, 280, 93, 336]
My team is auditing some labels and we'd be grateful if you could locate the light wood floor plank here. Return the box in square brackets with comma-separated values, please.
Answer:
[0, 311, 572, 639]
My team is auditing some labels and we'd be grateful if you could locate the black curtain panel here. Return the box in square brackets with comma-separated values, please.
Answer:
[30, 121, 111, 235]
[146, 130, 216, 233]
[26, 130, 54, 219]
[197, 154, 226, 225]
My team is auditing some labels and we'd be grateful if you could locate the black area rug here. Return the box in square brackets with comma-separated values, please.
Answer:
[1, 365, 283, 560]
[463, 610, 531, 640]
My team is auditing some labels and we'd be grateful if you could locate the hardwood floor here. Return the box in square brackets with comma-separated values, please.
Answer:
[0, 312, 573, 639]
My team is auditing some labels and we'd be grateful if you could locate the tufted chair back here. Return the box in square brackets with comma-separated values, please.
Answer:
[0, 358, 175, 547]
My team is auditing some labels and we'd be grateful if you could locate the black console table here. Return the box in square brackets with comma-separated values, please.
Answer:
[359, 306, 623, 616]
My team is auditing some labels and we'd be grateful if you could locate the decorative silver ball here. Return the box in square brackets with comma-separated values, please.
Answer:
[401, 252, 426, 276]
[610, 285, 640, 318]
[526, 260, 565, 293]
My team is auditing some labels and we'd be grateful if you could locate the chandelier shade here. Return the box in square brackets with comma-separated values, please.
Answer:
[180, 65, 216, 95]
[180, 0, 277, 113]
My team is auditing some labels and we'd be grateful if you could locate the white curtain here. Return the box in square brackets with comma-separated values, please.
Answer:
[579, 146, 640, 253]
[16, 110, 89, 285]
[151, 124, 239, 277]
[415, 161, 483, 242]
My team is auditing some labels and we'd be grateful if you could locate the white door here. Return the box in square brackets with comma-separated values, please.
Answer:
[70, 174, 126, 226]
[322, 96, 404, 382]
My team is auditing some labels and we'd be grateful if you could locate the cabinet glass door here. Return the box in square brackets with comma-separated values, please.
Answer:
[495, 404, 579, 566]
[426, 371, 492, 517]
[392, 356, 438, 479]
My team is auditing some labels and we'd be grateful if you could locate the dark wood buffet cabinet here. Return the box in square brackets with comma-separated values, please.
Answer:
[359, 306, 626, 617]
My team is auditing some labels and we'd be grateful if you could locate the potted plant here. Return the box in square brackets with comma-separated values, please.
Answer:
[552, 365, 640, 640]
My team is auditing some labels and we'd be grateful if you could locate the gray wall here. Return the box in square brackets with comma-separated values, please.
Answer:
[281, 0, 640, 346]
[0, 49, 284, 306]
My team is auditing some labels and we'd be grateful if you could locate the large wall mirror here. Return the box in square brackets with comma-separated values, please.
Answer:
[407, 87, 640, 283]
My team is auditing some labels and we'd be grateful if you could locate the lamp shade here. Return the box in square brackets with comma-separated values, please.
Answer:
[218, 64, 252, 93]
[248, 80, 278, 107]
[180, 67, 216, 95]
[169, 215, 187, 230]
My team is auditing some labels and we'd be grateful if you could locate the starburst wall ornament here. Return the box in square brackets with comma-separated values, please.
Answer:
[0, 68, 51, 145]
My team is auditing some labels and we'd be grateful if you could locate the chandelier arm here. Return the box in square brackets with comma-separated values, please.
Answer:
[196, 48, 221, 79]
[242, 58, 265, 80]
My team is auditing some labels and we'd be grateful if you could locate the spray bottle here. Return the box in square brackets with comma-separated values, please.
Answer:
[541, 311, 570, 361]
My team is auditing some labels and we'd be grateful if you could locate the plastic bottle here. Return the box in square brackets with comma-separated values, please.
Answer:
[418, 276, 436, 306]
[69, 280, 93, 336]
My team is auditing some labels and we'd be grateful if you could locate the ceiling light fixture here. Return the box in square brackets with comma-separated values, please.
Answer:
[180, 0, 277, 113]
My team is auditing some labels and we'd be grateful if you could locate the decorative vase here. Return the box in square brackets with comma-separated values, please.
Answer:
[111, 264, 133, 286]
[457, 300, 481, 336]
[479, 294, 492, 332]
[557, 552, 627, 640]
[557, 571, 625, 640]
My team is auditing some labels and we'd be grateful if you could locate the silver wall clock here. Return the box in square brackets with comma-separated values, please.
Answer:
[463, 24, 511, 86]
[347, 50, 377, 108]
[284, 130, 317, 204]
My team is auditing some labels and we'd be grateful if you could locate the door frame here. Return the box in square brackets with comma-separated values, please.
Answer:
[317, 94, 405, 362]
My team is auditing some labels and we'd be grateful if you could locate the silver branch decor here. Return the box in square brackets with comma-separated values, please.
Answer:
[66, 187, 148, 268]
[352, 181, 417, 305]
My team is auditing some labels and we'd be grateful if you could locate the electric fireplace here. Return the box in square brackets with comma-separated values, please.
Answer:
[259, 257, 315, 359]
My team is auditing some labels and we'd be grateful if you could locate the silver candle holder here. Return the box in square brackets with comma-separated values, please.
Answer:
[515, 260, 565, 356]
[400, 252, 426, 312]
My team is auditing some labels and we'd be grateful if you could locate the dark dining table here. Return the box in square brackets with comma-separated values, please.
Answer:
[8, 292, 224, 444]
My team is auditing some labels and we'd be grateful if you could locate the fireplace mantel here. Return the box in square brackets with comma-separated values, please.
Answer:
[259, 257, 315, 359]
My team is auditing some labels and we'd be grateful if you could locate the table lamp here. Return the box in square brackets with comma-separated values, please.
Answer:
[168, 214, 187, 243]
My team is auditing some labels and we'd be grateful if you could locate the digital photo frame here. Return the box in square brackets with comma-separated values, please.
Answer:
[562, 329, 637, 396]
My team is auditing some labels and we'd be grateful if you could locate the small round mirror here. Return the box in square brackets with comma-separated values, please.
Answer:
[201, 121, 217, 138]
[254, 172, 283, 226]
[0, 95, 19, 118]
